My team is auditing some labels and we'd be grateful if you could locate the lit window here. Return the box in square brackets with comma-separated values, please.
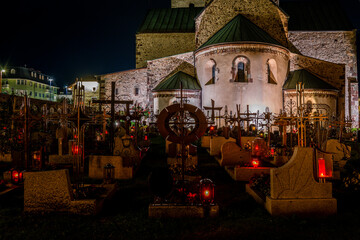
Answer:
[34, 73, 37, 78]
[233, 56, 250, 83]
[10, 69, 15, 74]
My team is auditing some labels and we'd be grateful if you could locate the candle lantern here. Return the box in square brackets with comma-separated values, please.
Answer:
[317, 157, 332, 179]
[72, 144, 82, 155]
[9, 169, 24, 184]
[32, 151, 42, 170]
[103, 163, 115, 184]
[199, 178, 215, 205]
[209, 126, 216, 136]
[251, 158, 260, 168]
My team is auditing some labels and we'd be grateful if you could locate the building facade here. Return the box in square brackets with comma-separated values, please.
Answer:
[102, 0, 358, 127]
[1, 66, 59, 102]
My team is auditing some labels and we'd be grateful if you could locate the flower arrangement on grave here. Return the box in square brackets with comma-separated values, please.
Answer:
[343, 170, 360, 191]
[249, 173, 270, 197]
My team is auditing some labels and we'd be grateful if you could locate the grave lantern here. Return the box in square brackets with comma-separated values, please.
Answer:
[270, 148, 275, 157]
[72, 144, 82, 155]
[9, 169, 24, 184]
[209, 126, 216, 136]
[199, 178, 215, 205]
[251, 158, 260, 168]
[317, 157, 332, 180]
[103, 163, 115, 184]
[32, 151, 42, 170]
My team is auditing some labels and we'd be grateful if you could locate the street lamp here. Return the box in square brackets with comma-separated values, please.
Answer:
[0, 69, 5, 94]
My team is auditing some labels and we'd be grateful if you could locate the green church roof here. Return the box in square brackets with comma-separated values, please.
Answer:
[283, 69, 338, 90]
[153, 71, 201, 91]
[199, 14, 282, 49]
[137, 7, 203, 33]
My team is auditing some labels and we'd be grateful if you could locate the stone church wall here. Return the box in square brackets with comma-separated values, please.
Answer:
[136, 33, 196, 68]
[195, 43, 290, 115]
[195, 0, 289, 48]
[147, 52, 195, 109]
[101, 68, 149, 110]
[288, 30, 358, 126]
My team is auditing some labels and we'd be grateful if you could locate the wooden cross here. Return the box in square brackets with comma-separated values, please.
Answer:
[203, 99, 222, 125]
[92, 82, 133, 153]
[238, 105, 257, 134]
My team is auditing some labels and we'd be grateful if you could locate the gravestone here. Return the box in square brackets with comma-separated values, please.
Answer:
[209, 136, 236, 156]
[220, 142, 251, 166]
[248, 147, 337, 216]
[89, 155, 133, 179]
[201, 136, 211, 148]
[24, 169, 98, 215]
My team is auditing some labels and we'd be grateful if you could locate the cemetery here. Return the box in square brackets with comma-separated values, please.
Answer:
[0, 82, 360, 239]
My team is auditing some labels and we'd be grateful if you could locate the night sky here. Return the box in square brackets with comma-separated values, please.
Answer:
[0, 0, 359, 88]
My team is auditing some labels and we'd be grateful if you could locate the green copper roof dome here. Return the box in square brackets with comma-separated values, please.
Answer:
[199, 14, 282, 49]
[153, 71, 201, 91]
[283, 69, 338, 90]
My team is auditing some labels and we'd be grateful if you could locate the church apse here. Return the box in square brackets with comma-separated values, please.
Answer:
[195, 43, 290, 116]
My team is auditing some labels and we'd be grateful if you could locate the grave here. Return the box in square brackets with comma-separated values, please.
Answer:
[209, 136, 236, 156]
[88, 155, 133, 179]
[149, 86, 218, 218]
[219, 142, 272, 181]
[246, 147, 337, 216]
[24, 169, 117, 215]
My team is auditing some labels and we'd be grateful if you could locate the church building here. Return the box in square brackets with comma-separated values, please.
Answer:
[100, 0, 358, 127]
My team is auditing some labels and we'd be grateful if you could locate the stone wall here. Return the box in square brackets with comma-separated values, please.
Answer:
[147, 52, 195, 109]
[171, 0, 205, 8]
[136, 33, 196, 68]
[102, 68, 149, 110]
[288, 30, 358, 127]
[195, 0, 289, 48]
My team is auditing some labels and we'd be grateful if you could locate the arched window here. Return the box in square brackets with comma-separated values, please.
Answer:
[233, 56, 250, 82]
[10, 69, 15, 74]
[267, 59, 277, 84]
[205, 59, 217, 85]
[237, 62, 245, 82]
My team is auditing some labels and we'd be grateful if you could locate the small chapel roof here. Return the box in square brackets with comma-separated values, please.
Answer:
[199, 14, 282, 49]
[283, 69, 338, 90]
[281, 0, 353, 31]
[137, 7, 202, 33]
[153, 71, 201, 91]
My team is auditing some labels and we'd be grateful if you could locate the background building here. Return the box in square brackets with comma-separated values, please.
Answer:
[1, 66, 59, 101]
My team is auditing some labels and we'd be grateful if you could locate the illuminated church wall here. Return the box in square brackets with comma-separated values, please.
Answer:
[283, 90, 339, 118]
[195, 43, 290, 115]
[153, 90, 201, 114]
